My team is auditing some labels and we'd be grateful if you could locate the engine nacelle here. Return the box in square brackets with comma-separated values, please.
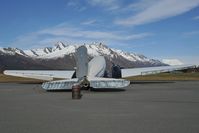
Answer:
[112, 65, 121, 79]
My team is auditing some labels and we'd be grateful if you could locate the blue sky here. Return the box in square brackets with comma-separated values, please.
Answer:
[0, 0, 199, 64]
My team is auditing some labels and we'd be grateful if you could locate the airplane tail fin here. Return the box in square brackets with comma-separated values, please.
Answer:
[75, 45, 88, 78]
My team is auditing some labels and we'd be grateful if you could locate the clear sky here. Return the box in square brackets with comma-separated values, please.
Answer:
[0, 0, 199, 64]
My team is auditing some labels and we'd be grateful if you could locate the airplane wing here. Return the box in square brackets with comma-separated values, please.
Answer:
[41, 77, 130, 90]
[3, 70, 75, 81]
[121, 64, 195, 78]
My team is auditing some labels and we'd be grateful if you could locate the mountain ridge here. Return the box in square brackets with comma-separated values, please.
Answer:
[0, 42, 167, 74]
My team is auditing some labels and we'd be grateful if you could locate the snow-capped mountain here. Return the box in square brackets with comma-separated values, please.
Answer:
[0, 42, 166, 73]
[1, 42, 161, 62]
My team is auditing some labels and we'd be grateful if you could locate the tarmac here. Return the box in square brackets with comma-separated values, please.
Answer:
[0, 81, 199, 133]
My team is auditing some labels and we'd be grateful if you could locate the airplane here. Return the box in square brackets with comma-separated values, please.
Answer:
[3, 45, 195, 91]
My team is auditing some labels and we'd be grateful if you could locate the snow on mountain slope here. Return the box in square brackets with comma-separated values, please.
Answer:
[112, 49, 150, 62]
[0, 47, 27, 56]
[23, 42, 76, 58]
[24, 43, 115, 58]
[162, 59, 183, 65]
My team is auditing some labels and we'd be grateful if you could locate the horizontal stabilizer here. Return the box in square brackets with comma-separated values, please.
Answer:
[42, 78, 78, 90]
[89, 77, 130, 89]
[41, 77, 130, 90]
[122, 64, 195, 78]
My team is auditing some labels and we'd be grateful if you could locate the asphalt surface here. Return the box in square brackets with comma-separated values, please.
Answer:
[0, 81, 199, 133]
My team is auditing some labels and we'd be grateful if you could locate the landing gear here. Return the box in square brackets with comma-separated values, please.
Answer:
[79, 76, 90, 90]
[72, 76, 90, 99]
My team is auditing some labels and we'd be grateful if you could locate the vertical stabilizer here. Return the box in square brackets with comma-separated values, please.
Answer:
[75, 45, 88, 78]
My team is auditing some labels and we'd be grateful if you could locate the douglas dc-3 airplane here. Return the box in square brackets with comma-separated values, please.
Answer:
[4, 45, 195, 90]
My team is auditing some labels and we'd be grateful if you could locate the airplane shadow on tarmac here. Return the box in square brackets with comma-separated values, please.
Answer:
[91, 88, 126, 92]
[131, 81, 175, 84]
[47, 88, 126, 92]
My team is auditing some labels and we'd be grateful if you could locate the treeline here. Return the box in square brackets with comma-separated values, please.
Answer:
[183, 66, 199, 73]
